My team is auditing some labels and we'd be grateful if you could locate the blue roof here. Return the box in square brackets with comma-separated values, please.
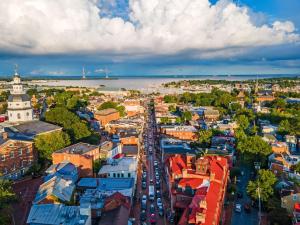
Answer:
[77, 178, 134, 190]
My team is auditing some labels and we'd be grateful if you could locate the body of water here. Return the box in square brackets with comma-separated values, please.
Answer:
[31, 74, 298, 91]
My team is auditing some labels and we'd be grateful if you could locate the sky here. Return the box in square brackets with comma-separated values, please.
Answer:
[0, 0, 299, 77]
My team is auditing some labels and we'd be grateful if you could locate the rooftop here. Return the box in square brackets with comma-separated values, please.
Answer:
[27, 204, 89, 225]
[8, 120, 62, 138]
[99, 157, 137, 174]
[55, 142, 98, 154]
[95, 108, 118, 116]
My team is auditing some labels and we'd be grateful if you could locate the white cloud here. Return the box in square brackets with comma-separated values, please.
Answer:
[0, 0, 298, 58]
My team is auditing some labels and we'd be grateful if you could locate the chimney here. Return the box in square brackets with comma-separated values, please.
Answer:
[2, 132, 8, 140]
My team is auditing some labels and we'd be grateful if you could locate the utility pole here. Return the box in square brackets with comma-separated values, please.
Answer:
[257, 184, 261, 225]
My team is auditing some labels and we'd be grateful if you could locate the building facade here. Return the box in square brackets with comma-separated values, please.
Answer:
[7, 71, 33, 123]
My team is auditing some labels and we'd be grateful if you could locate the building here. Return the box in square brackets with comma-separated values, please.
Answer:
[160, 125, 198, 141]
[27, 204, 91, 225]
[52, 143, 100, 177]
[98, 157, 137, 180]
[203, 109, 220, 122]
[7, 70, 33, 123]
[104, 118, 143, 134]
[94, 108, 120, 127]
[45, 161, 78, 183]
[34, 176, 75, 204]
[98, 141, 122, 161]
[165, 154, 229, 225]
[160, 138, 194, 161]
[0, 132, 35, 180]
[123, 99, 144, 117]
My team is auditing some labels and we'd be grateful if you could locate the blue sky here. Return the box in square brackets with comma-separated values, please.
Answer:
[0, 0, 299, 77]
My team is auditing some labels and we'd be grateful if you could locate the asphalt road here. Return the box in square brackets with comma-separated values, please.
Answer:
[231, 166, 258, 225]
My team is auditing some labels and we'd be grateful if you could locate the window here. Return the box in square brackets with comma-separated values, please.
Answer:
[128, 173, 131, 178]
[26, 112, 29, 116]
[10, 151, 14, 158]
[117, 173, 120, 178]
[113, 173, 116, 178]
[293, 194, 298, 201]
[3, 168, 7, 174]
[121, 173, 124, 178]
[1, 155, 5, 161]
[12, 163, 16, 171]
[26, 148, 31, 155]
[17, 113, 21, 119]
[18, 149, 22, 156]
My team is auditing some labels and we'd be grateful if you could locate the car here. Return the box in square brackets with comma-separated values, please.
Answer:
[156, 198, 162, 207]
[140, 210, 147, 221]
[150, 204, 155, 213]
[142, 181, 147, 189]
[235, 204, 242, 213]
[150, 179, 154, 184]
[154, 160, 158, 166]
[150, 213, 156, 224]
[156, 190, 161, 198]
[142, 195, 147, 203]
[155, 181, 160, 189]
[158, 206, 164, 216]
[155, 175, 160, 181]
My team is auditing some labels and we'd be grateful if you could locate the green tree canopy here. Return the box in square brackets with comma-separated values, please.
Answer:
[277, 119, 291, 136]
[98, 101, 126, 117]
[198, 129, 213, 147]
[247, 169, 277, 202]
[45, 107, 91, 141]
[235, 114, 250, 130]
[237, 135, 272, 162]
[181, 110, 192, 122]
[35, 131, 71, 160]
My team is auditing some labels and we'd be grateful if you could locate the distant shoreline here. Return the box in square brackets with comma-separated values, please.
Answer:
[0, 74, 299, 81]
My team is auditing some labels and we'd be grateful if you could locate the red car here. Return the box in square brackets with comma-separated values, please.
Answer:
[150, 213, 156, 224]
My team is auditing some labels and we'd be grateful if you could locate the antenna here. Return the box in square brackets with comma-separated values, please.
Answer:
[14, 64, 19, 76]
[82, 66, 86, 79]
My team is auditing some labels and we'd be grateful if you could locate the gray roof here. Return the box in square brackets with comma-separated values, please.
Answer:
[34, 176, 75, 204]
[10, 120, 62, 137]
[8, 94, 31, 102]
[27, 204, 89, 225]
[55, 142, 98, 154]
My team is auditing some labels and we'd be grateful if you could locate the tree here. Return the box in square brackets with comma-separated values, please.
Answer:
[45, 107, 91, 141]
[247, 169, 277, 202]
[198, 129, 213, 147]
[0, 179, 16, 224]
[175, 117, 182, 124]
[35, 131, 71, 160]
[235, 114, 250, 130]
[98, 101, 126, 117]
[181, 111, 192, 122]
[277, 119, 291, 136]
[168, 105, 176, 112]
[160, 117, 170, 124]
[237, 135, 272, 162]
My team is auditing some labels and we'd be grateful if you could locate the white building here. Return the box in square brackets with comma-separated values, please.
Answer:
[98, 157, 137, 180]
[7, 70, 33, 123]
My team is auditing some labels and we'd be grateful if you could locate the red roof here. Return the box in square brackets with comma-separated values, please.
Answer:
[169, 154, 187, 176]
[178, 178, 204, 189]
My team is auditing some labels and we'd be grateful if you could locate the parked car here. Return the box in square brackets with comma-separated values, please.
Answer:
[244, 203, 251, 213]
[235, 204, 242, 213]
[156, 190, 161, 198]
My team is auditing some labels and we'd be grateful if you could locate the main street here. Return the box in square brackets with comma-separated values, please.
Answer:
[134, 99, 168, 225]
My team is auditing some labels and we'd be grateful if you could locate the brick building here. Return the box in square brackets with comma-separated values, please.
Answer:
[165, 154, 229, 225]
[203, 109, 220, 122]
[123, 99, 144, 117]
[0, 132, 36, 180]
[160, 125, 198, 141]
[94, 108, 120, 127]
[52, 142, 100, 177]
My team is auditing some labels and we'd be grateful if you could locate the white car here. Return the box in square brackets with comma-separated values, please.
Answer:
[157, 198, 162, 207]
[235, 204, 242, 213]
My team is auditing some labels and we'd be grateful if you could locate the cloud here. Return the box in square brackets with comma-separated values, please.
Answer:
[30, 69, 65, 75]
[0, 0, 298, 59]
